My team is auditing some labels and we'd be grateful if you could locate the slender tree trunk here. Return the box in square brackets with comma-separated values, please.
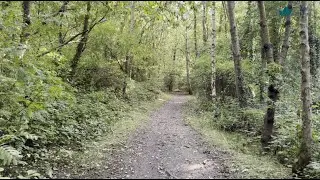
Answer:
[309, 2, 317, 77]
[247, 1, 254, 60]
[258, 2, 274, 64]
[202, 1, 207, 48]
[70, 1, 91, 79]
[293, 1, 313, 174]
[227, 1, 247, 108]
[313, 2, 320, 78]
[211, 1, 216, 100]
[20, 1, 31, 44]
[186, 26, 192, 95]
[58, 1, 69, 54]
[122, 1, 135, 97]
[222, 1, 228, 33]
[169, 44, 177, 92]
[19, 1, 31, 59]
[259, 26, 266, 103]
[270, 20, 280, 64]
[258, 1, 279, 151]
[218, 4, 223, 33]
[279, 1, 292, 66]
[193, 6, 199, 58]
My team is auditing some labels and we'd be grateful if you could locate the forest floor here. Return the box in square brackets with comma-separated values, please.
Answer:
[55, 93, 292, 179]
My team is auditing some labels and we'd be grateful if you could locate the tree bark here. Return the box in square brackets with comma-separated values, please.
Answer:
[258, 1, 274, 64]
[19, 1, 31, 59]
[293, 1, 313, 174]
[193, 5, 199, 58]
[222, 1, 228, 33]
[70, 1, 91, 79]
[210, 1, 216, 100]
[247, 1, 254, 60]
[186, 26, 192, 95]
[169, 44, 177, 91]
[258, 1, 278, 151]
[202, 1, 208, 48]
[58, 1, 69, 54]
[122, 1, 135, 97]
[20, 1, 31, 44]
[227, 1, 247, 108]
[279, 1, 292, 66]
[309, 2, 318, 77]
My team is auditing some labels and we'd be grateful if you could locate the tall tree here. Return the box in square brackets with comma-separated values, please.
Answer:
[20, 1, 31, 45]
[202, 1, 208, 48]
[293, 1, 313, 174]
[279, 1, 293, 66]
[168, 43, 177, 92]
[19, 1, 31, 59]
[309, 1, 318, 77]
[122, 1, 135, 96]
[258, 1, 279, 150]
[210, 1, 216, 101]
[70, 1, 91, 79]
[193, 3, 199, 58]
[58, 1, 69, 54]
[227, 1, 247, 108]
[185, 25, 192, 95]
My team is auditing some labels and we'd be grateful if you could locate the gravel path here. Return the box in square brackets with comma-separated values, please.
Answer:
[78, 94, 234, 179]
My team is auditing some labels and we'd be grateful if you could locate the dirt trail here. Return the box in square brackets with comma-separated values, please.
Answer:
[77, 94, 235, 179]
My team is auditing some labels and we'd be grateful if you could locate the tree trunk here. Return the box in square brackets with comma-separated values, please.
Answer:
[258, 1, 273, 64]
[270, 19, 280, 64]
[186, 26, 192, 95]
[309, 2, 317, 77]
[58, 1, 69, 54]
[259, 25, 266, 103]
[202, 1, 207, 48]
[293, 1, 313, 174]
[20, 1, 31, 44]
[222, 1, 229, 33]
[19, 1, 31, 59]
[169, 44, 177, 92]
[211, 1, 216, 100]
[247, 1, 254, 60]
[218, 4, 223, 33]
[70, 1, 91, 79]
[258, 1, 278, 151]
[122, 1, 135, 97]
[227, 1, 247, 108]
[279, 1, 292, 66]
[193, 5, 199, 58]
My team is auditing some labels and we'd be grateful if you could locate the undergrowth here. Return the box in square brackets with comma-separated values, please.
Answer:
[183, 97, 292, 179]
[0, 78, 163, 179]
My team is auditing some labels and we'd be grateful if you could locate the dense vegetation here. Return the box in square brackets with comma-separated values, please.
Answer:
[0, 1, 319, 179]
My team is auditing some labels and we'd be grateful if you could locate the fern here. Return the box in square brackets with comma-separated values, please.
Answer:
[0, 135, 14, 146]
[0, 145, 22, 166]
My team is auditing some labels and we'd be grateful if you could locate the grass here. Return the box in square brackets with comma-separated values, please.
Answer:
[183, 97, 292, 179]
[53, 92, 172, 178]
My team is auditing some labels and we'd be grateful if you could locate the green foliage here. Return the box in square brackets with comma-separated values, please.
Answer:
[239, 108, 264, 136]
[0, 1, 169, 178]
[0, 145, 22, 166]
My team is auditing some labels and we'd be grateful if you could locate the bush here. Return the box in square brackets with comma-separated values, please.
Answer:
[191, 55, 257, 101]
[239, 108, 265, 136]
